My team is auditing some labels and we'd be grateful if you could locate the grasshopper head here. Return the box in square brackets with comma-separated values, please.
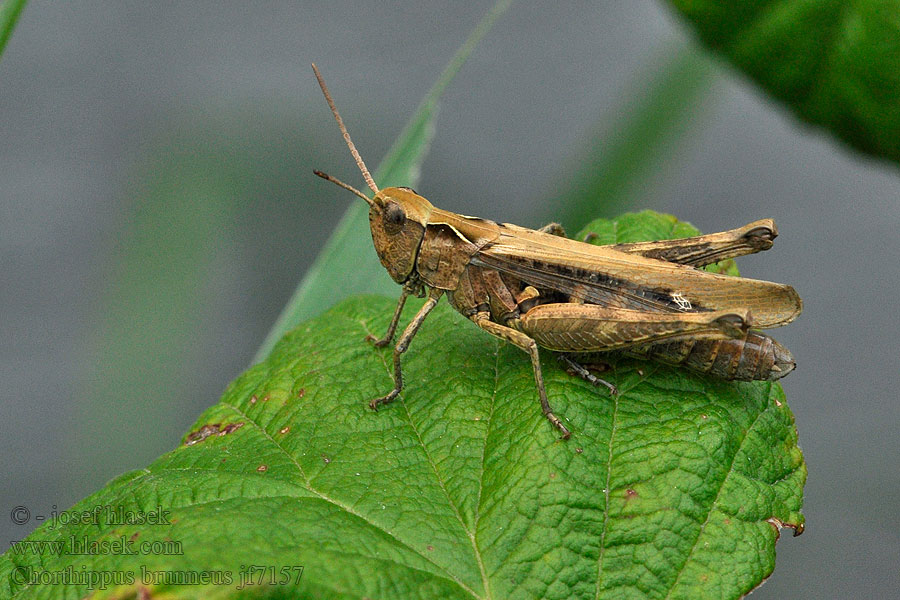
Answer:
[369, 187, 432, 283]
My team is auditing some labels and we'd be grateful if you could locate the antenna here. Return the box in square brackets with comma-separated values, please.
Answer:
[311, 63, 379, 196]
[313, 170, 373, 206]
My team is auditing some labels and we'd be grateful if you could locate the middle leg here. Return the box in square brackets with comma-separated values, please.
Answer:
[472, 313, 571, 439]
[557, 353, 618, 395]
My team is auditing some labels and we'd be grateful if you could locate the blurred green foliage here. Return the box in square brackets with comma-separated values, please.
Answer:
[667, 0, 900, 165]
[0, 0, 27, 60]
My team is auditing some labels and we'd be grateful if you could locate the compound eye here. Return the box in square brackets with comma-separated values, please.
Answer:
[383, 202, 405, 230]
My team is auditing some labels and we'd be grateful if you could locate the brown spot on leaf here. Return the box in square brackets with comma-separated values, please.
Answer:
[575, 447, 584, 454]
[297, 388, 306, 398]
[262, 394, 270, 402]
[219, 422, 244, 436]
[129, 532, 140, 542]
[549, 472, 556, 479]
[185, 422, 243, 446]
[185, 424, 220, 445]
[625, 488, 638, 500]
[321, 454, 331, 464]
[724, 518, 731, 525]
[250, 395, 258, 404]
[774, 397, 783, 407]
[279, 426, 290, 435]
[426, 545, 434, 552]
[700, 574, 708, 583]
[257, 464, 268, 472]
[766, 517, 805, 539]
[139, 587, 151, 600]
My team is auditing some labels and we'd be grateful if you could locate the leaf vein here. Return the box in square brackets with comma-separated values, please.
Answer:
[594, 381, 621, 599]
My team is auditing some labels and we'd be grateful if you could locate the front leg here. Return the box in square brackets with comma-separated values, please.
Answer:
[366, 282, 413, 347]
[370, 288, 443, 410]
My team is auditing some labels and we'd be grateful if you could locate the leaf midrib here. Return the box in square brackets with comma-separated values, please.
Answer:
[470, 340, 503, 600]
[594, 380, 620, 600]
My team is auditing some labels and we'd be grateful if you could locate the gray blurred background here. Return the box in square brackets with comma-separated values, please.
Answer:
[1, 1, 897, 598]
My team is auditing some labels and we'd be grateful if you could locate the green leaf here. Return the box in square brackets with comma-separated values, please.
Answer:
[1, 212, 805, 600]
[253, 0, 513, 363]
[0, 0, 28, 60]
[664, 0, 900, 164]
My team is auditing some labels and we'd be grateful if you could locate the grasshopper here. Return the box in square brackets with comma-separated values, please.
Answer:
[311, 64, 802, 439]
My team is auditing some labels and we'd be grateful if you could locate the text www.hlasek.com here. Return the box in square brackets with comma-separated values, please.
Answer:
[8, 536, 183, 557]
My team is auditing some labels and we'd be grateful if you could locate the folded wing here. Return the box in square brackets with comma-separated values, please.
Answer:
[471, 223, 802, 328]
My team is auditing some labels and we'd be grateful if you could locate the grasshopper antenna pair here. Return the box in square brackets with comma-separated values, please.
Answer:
[311, 63, 378, 205]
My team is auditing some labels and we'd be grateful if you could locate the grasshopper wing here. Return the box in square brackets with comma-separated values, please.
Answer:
[472, 223, 802, 328]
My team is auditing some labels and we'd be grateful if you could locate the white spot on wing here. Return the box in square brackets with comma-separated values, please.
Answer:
[672, 292, 692, 311]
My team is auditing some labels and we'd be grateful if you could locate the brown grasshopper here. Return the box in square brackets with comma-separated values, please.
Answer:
[311, 64, 802, 439]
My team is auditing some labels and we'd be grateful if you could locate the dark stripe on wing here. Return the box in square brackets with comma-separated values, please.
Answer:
[471, 252, 705, 313]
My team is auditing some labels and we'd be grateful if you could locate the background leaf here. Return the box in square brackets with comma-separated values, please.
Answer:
[663, 0, 900, 165]
[1, 212, 805, 600]
[253, 0, 512, 362]
[0, 0, 27, 60]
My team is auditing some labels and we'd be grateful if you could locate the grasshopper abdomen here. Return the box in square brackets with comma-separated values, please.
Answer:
[624, 331, 796, 381]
